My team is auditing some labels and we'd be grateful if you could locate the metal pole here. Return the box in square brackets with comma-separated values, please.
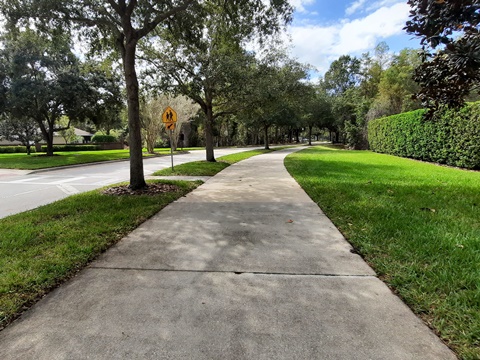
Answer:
[170, 129, 174, 171]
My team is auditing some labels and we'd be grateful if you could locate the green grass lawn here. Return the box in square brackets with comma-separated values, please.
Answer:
[0, 180, 201, 330]
[0, 149, 173, 170]
[285, 146, 480, 360]
[153, 149, 275, 176]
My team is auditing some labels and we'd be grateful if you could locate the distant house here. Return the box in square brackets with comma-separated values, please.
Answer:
[0, 128, 94, 146]
[0, 138, 21, 146]
[70, 128, 94, 144]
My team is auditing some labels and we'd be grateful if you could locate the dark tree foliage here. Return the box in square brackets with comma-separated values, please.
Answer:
[405, 0, 480, 112]
[0, 29, 122, 156]
[323, 55, 361, 96]
[144, 0, 292, 161]
[0, 116, 42, 155]
[0, 0, 195, 188]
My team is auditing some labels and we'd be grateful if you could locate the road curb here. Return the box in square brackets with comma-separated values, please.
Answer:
[28, 152, 185, 174]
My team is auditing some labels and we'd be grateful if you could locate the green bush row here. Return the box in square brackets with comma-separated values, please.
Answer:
[0, 146, 36, 154]
[368, 103, 480, 169]
[40, 145, 101, 152]
[92, 134, 117, 143]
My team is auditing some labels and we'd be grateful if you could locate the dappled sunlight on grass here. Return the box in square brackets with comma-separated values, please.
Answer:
[285, 146, 480, 359]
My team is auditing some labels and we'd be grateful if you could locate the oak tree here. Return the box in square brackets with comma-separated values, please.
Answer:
[145, 0, 292, 161]
[1, 0, 195, 188]
[0, 29, 111, 155]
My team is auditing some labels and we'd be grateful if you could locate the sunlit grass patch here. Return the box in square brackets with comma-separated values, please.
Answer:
[153, 149, 275, 176]
[285, 146, 480, 359]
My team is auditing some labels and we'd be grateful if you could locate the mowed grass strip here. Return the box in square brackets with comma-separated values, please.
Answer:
[285, 146, 480, 359]
[153, 149, 275, 176]
[0, 149, 172, 170]
[0, 180, 201, 330]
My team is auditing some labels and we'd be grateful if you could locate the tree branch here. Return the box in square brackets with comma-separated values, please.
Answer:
[126, 0, 137, 17]
[107, 0, 122, 14]
[137, 0, 196, 39]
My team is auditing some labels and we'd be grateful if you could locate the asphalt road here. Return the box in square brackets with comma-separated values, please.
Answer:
[0, 147, 261, 219]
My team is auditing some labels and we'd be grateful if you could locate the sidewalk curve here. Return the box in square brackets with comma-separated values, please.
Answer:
[0, 148, 456, 359]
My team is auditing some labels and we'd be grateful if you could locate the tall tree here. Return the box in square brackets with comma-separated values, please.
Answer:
[82, 60, 125, 136]
[144, 0, 292, 161]
[367, 49, 422, 120]
[323, 55, 361, 96]
[0, 29, 109, 155]
[241, 52, 309, 150]
[303, 87, 333, 146]
[405, 0, 480, 112]
[1, 0, 195, 188]
[321, 55, 361, 143]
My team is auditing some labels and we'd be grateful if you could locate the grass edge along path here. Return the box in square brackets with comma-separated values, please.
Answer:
[285, 146, 480, 360]
[153, 148, 288, 176]
[0, 180, 201, 330]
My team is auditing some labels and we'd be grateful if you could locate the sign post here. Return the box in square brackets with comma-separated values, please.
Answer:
[162, 107, 178, 171]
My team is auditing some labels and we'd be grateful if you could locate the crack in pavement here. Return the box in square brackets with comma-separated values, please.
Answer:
[89, 266, 377, 278]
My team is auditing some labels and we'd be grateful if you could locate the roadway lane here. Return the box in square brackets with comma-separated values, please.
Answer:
[0, 147, 261, 219]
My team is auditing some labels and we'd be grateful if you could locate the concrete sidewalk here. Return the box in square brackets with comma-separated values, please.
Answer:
[0, 148, 456, 359]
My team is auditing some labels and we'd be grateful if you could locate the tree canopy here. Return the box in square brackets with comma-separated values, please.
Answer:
[1, 0, 197, 188]
[239, 50, 309, 149]
[405, 0, 480, 111]
[144, 0, 292, 161]
[0, 29, 118, 155]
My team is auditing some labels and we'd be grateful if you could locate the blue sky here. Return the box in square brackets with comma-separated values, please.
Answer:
[286, 0, 423, 77]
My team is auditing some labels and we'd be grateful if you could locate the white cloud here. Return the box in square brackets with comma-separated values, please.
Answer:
[289, 0, 315, 14]
[346, 0, 367, 16]
[366, 0, 402, 12]
[288, 2, 410, 75]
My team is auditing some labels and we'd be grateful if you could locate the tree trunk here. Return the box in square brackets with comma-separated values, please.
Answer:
[123, 42, 146, 189]
[46, 129, 54, 156]
[26, 145, 31, 155]
[205, 106, 215, 162]
[308, 126, 313, 146]
[264, 124, 270, 150]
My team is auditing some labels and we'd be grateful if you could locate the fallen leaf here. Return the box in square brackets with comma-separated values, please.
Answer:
[286, 219, 294, 223]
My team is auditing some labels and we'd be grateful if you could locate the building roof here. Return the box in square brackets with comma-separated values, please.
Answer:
[74, 128, 94, 137]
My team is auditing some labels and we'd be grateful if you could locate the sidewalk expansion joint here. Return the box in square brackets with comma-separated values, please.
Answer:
[90, 266, 376, 278]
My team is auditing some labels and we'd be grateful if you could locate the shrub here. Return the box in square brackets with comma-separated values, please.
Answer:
[40, 145, 101, 152]
[0, 146, 36, 154]
[368, 103, 480, 169]
[92, 134, 117, 143]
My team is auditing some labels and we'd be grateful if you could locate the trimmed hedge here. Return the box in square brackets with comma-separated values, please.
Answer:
[0, 146, 36, 154]
[368, 103, 480, 169]
[92, 134, 116, 143]
[40, 145, 101, 152]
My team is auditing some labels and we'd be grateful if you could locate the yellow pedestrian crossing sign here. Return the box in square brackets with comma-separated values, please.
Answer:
[162, 106, 177, 123]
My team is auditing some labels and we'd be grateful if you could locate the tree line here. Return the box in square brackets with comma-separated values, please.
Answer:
[0, 0, 477, 189]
